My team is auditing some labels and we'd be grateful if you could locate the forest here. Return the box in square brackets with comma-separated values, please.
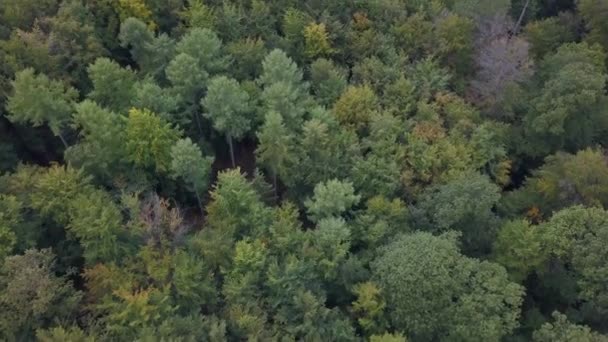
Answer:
[1, 0, 608, 340]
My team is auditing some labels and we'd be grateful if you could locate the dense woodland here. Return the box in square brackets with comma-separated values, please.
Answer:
[1, 0, 608, 340]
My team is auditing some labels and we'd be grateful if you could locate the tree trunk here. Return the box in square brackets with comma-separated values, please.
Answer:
[513, 0, 531, 35]
[57, 132, 69, 149]
[193, 110, 203, 136]
[227, 135, 235, 168]
[272, 170, 278, 200]
[195, 190, 204, 216]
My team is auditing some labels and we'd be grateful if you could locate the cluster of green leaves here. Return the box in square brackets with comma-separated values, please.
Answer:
[2, 0, 608, 340]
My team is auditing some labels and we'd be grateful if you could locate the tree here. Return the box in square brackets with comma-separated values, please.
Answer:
[255, 111, 294, 195]
[125, 108, 181, 173]
[205, 168, 271, 239]
[501, 149, 608, 218]
[533, 312, 608, 342]
[170, 138, 214, 213]
[174, 27, 227, 75]
[579, 0, 608, 60]
[133, 78, 182, 125]
[6, 68, 77, 147]
[65, 100, 128, 180]
[351, 282, 387, 335]
[87, 57, 136, 113]
[493, 219, 545, 282]
[226, 37, 267, 80]
[0, 249, 82, 340]
[414, 172, 501, 256]
[524, 14, 578, 60]
[36, 326, 96, 342]
[332, 85, 378, 130]
[258, 49, 311, 129]
[538, 206, 608, 322]
[310, 58, 347, 107]
[304, 23, 334, 59]
[520, 42, 607, 156]
[304, 179, 360, 223]
[372, 232, 523, 341]
[202, 76, 251, 167]
[0, 195, 20, 261]
[119, 17, 175, 78]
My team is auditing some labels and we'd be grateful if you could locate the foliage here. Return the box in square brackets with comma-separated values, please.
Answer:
[7, 68, 77, 144]
[125, 108, 181, 173]
[373, 232, 523, 341]
[2, 0, 608, 339]
[305, 179, 361, 223]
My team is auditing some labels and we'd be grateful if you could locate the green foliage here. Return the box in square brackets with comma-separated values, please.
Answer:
[305, 179, 361, 222]
[493, 220, 545, 282]
[258, 49, 311, 129]
[36, 326, 95, 342]
[203, 76, 251, 140]
[206, 168, 271, 238]
[538, 206, 608, 321]
[533, 312, 608, 342]
[125, 108, 181, 173]
[373, 232, 524, 341]
[579, 0, 608, 58]
[255, 111, 295, 190]
[352, 282, 387, 335]
[170, 138, 214, 206]
[370, 332, 408, 342]
[87, 57, 136, 113]
[304, 23, 334, 59]
[524, 14, 578, 60]
[520, 42, 607, 156]
[502, 149, 608, 218]
[4, 0, 608, 339]
[65, 100, 127, 180]
[333, 85, 378, 129]
[0, 195, 20, 261]
[414, 172, 501, 255]
[7, 68, 77, 144]
[310, 58, 347, 107]
[0, 249, 82, 340]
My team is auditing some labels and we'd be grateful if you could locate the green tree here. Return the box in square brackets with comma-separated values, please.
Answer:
[119, 17, 175, 78]
[65, 100, 128, 181]
[304, 23, 335, 59]
[304, 179, 360, 223]
[332, 85, 378, 130]
[205, 168, 271, 239]
[414, 172, 501, 256]
[533, 312, 608, 342]
[310, 58, 347, 107]
[170, 138, 214, 213]
[36, 326, 96, 342]
[493, 219, 545, 282]
[133, 78, 181, 125]
[352, 282, 387, 335]
[258, 49, 311, 129]
[521, 42, 607, 156]
[501, 148, 608, 218]
[0, 195, 20, 261]
[202, 76, 251, 167]
[579, 0, 608, 60]
[87, 57, 136, 113]
[0, 249, 82, 340]
[524, 14, 578, 60]
[7, 68, 77, 147]
[125, 108, 181, 173]
[373, 232, 523, 341]
[255, 111, 294, 194]
[538, 206, 608, 322]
